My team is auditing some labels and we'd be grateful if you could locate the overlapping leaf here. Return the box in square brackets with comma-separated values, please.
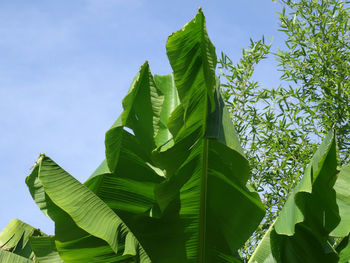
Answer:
[151, 9, 264, 262]
[329, 164, 350, 263]
[0, 250, 34, 263]
[0, 219, 63, 262]
[26, 155, 148, 262]
[84, 58, 177, 263]
[0, 219, 43, 262]
[331, 165, 350, 238]
[84, 9, 265, 263]
[30, 236, 63, 263]
[0, 9, 282, 263]
[3, 7, 350, 263]
[249, 130, 341, 262]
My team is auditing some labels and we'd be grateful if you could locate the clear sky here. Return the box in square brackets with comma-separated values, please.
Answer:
[0, 0, 285, 234]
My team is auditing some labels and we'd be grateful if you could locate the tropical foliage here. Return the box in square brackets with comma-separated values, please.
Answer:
[219, 0, 350, 257]
[1, 8, 350, 263]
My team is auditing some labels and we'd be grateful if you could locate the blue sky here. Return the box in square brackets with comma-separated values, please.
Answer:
[0, 0, 285, 234]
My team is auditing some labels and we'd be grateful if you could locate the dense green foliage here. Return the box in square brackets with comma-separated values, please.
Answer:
[249, 130, 350, 262]
[1, 10, 264, 263]
[219, 0, 350, 258]
[1, 6, 350, 263]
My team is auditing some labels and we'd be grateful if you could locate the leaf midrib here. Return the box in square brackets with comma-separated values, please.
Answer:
[198, 10, 213, 262]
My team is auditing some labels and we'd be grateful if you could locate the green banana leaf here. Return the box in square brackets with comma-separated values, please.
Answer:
[0, 250, 34, 263]
[330, 164, 350, 263]
[86, 68, 180, 181]
[0, 219, 63, 262]
[7, 7, 350, 263]
[0, 219, 43, 262]
[84, 59, 175, 262]
[331, 164, 350, 237]
[336, 235, 350, 263]
[85, 9, 265, 263]
[249, 129, 340, 263]
[26, 155, 149, 262]
[30, 236, 63, 263]
[84, 61, 171, 218]
[152, 9, 264, 262]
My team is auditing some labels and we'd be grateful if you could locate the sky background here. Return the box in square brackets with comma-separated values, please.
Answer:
[0, 0, 285, 234]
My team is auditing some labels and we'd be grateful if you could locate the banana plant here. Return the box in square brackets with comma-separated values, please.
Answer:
[85, 9, 265, 263]
[0, 219, 62, 262]
[1, 8, 350, 263]
[249, 130, 350, 263]
[1, 9, 265, 262]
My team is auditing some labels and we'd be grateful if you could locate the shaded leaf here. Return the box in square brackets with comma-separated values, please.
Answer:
[30, 236, 63, 263]
[26, 155, 148, 262]
[249, 129, 340, 262]
[0, 219, 44, 260]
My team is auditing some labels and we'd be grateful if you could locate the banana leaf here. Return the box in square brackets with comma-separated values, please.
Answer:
[0, 250, 34, 263]
[30, 236, 63, 263]
[0, 219, 42, 262]
[26, 155, 149, 262]
[330, 164, 350, 263]
[249, 129, 340, 262]
[85, 9, 265, 263]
